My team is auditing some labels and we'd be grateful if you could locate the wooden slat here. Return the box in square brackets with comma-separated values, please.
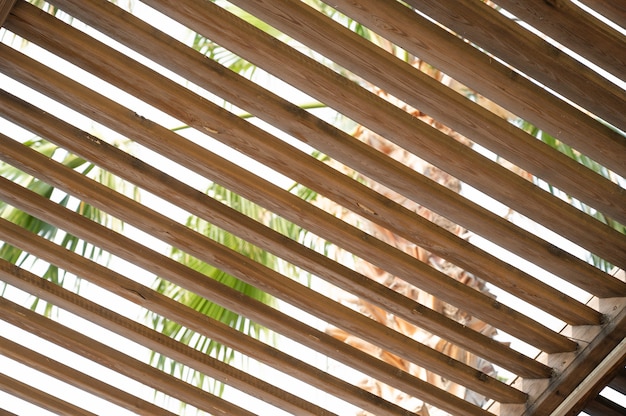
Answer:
[0, 0, 17, 27]
[21, 0, 616, 316]
[0, 138, 527, 405]
[20, 2, 626, 324]
[133, 0, 626, 267]
[0, 223, 420, 416]
[524, 308, 626, 415]
[0, 297, 257, 416]
[0, 48, 582, 354]
[0, 91, 553, 380]
[0, 408, 18, 416]
[494, 0, 626, 79]
[577, 0, 626, 28]
[230, 0, 626, 225]
[608, 366, 626, 394]
[404, 0, 626, 132]
[584, 395, 626, 416]
[0, 182, 495, 416]
[328, 0, 626, 178]
[3, 2, 608, 318]
[0, 373, 97, 416]
[0, 260, 336, 416]
[15, 1, 624, 297]
[0, 334, 178, 416]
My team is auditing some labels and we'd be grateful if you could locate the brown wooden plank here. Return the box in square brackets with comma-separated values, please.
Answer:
[0, 48, 582, 353]
[584, 395, 626, 416]
[0, 334, 178, 416]
[494, 0, 626, 80]
[229, 0, 626, 225]
[0, 297, 256, 416]
[404, 0, 626, 132]
[524, 306, 626, 415]
[24, 0, 617, 316]
[0, 93, 553, 380]
[128, 0, 626, 267]
[15, 1, 625, 289]
[0, 185, 495, 416]
[0, 225, 424, 416]
[0, 408, 18, 416]
[0, 140, 527, 404]
[0, 0, 17, 28]
[608, 366, 626, 394]
[577, 0, 626, 28]
[45, 1, 626, 306]
[328, 0, 626, 179]
[0, 260, 336, 416]
[0, 373, 97, 416]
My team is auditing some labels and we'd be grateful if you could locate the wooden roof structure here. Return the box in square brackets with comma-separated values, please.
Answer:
[0, 0, 624, 415]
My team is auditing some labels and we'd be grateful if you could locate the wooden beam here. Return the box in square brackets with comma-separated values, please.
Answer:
[525, 306, 626, 415]
[0, 138, 527, 405]
[0, 0, 17, 28]
[129, 0, 626, 266]
[0, 91, 554, 380]
[0, 297, 257, 416]
[404, 0, 626, 132]
[6, 1, 624, 299]
[0, 335, 178, 416]
[327, 0, 626, 179]
[494, 0, 625, 80]
[0, 183, 495, 416]
[0, 373, 97, 416]
[0, 46, 583, 353]
[22, 0, 625, 285]
[608, 366, 626, 394]
[0, 261, 337, 416]
[577, 0, 626, 28]
[228, 0, 626, 223]
[0, 224, 428, 416]
[584, 394, 626, 416]
[30, 0, 618, 313]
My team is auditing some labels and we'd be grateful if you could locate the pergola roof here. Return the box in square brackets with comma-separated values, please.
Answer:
[0, 0, 624, 415]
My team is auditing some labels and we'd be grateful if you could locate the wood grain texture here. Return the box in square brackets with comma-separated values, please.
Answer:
[328, 0, 626, 179]
[0, 135, 528, 405]
[494, 0, 626, 79]
[133, 0, 626, 266]
[0, 90, 554, 380]
[0, 333, 178, 416]
[0, 41, 582, 356]
[405, 0, 626, 132]
[0, 296, 256, 416]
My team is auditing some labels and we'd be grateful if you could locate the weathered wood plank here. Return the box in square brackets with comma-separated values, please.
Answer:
[28, 1, 614, 317]
[577, 0, 626, 28]
[0, 373, 97, 416]
[524, 304, 626, 415]
[0, 0, 17, 28]
[0, 222, 424, 416]
[230, 0, 626, 222]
